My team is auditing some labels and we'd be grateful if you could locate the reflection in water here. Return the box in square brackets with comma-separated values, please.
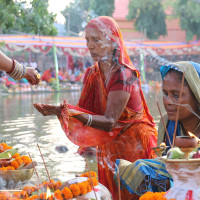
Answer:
[0, 89, 164, 183]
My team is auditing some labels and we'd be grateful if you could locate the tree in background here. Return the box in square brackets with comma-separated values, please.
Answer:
[17, 0, 57, 36]
[127, 0, 167, 40]
[0, 0, 57, 36]
[90, 0, 114, 16]
[62, 0, 91, 36]
[173, 0, 200, 41]
[62, 0, 115, 36]
[0, 0, 21, 34]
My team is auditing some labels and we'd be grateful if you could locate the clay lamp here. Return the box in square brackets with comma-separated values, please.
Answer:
[0, 153, 12, 167]
[151, 142, 168, 158]
[174, 135, 198, 159]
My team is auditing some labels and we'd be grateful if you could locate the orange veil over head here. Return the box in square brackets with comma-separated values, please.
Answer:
[58, 16, 155, 148]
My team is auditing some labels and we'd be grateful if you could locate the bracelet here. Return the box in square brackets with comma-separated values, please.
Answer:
[85, 114, 92, 126]
[7, 59, 15, 74]
[8, 60, 27, 81]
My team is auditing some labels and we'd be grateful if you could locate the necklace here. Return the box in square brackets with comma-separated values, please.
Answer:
[104, 62, 117, 85]
[193, 121, 200, 133]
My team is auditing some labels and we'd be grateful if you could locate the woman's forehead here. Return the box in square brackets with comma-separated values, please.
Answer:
[85, 27, 103, 37]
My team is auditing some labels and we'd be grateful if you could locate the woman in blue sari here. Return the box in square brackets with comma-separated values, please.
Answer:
[116, 61, 200, 197]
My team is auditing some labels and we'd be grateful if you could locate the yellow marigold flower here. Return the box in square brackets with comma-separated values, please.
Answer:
[78, 182, 88, 195]
[61, 187, 73, 199]
[11, 160, 19, 170]
[54, 190, 63, 200]
[55, 181, 62, 190]
[12, 153, 20, 159]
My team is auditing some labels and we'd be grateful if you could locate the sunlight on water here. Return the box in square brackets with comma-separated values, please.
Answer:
[0, 90, 164, 185]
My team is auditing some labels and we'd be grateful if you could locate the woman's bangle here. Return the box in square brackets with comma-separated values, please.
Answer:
[85, 114, 92, 126]
[8, 60, 26, 80]
[7, 59, 15, 74]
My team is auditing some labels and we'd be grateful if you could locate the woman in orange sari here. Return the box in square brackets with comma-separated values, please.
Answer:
[34, 16, 157, 200]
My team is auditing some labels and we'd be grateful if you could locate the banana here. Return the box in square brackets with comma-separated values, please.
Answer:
[0, 148, 18, 158]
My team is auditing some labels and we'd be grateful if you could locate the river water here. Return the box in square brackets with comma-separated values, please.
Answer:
[0, 87, 165, 184]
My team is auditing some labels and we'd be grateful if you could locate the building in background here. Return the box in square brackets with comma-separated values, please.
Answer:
[113, 0, 188, 42]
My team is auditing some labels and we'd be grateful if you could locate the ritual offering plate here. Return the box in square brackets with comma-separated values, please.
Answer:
[164, 158, 200, 200]
[0, 168, 34, 189]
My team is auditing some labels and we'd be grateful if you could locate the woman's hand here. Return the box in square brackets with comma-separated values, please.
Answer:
[24, 67, 40, 85]
[33, 103, 63, 116]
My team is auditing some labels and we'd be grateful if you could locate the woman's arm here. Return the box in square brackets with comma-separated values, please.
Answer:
[0, 51, 40, 85]
[0, 51, 13, 72]
[73, 90, 130, 132]
[34, 90, 130, 132]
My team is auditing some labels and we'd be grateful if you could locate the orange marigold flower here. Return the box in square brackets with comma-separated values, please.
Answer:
[6, 166, 15, 170]
[21, 156, 32, 165]
[78, 182, 88, 195]
[23, 186, 35, 196]
[48, 179, 56, 190]
[42, 181, 49, 188]
[12, 153, 20, 159]
[0, 191, 12, 198]
[11, 160, 19, 170]
[0, 194, 7, 200]
[12, 192, 21, 199]
[61, 187, 73, 199]
[55, 181, 62, 190]
[20, 191, 28, 199]
[31, 195, 38, 199]
[15, 157, 23, 166]
[80, 171, 97, 178]
[54, 190, 63, 200]
[0, 167, 7, 170]
[69, 184, 81, 197]
[87, 184, 92, 193]
[88, 177, 98, 187]
[39, 192, 47, 200]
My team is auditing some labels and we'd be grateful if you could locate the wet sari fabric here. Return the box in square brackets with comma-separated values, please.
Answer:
[58, 16, 157, 200]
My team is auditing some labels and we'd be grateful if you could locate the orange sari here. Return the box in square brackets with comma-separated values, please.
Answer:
[58, 16, 157, 200]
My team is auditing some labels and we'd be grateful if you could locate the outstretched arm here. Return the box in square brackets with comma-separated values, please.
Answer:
[0, 51, 40, 85]
[33, 90, 130, 132]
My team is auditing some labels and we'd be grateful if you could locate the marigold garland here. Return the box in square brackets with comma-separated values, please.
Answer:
[0, 171, 98, 200]
[139, 192, 176, 200]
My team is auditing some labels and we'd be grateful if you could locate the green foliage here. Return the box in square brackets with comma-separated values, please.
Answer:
[62, 0, 91, 36]
[90, 0, 114, 16]
[127, 0, 167, 40]
[0, 0, 21, 34]
[17, 0, 57, 36]
[173, 0, 200, 41]
[0, 0, 57, 36]
[62, 0, 114, 36]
